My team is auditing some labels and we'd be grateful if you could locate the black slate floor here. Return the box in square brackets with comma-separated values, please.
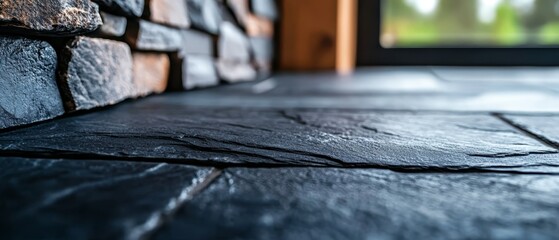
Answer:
[3, 67, 559, 240]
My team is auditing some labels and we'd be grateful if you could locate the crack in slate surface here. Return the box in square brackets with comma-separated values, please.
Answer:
[19, 163, 168, 217]
[0, 157, 214, 240]
[497, 114, 559, 150]
[126, 168, 222, 240]
[0, 101, 558, 171]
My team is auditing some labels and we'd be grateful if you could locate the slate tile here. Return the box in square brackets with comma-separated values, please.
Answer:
[92, 0, 144, 17]
[501, 114, 559, 147]
[0, 0, 102, 35]
[165, 68, 559, 112]
[0, 36, 64, 129]
[132, 52, 170, 96]
[0, 102, 556, 170]
[126, 20, 183, 51]
[58, 37, 135, 111]
[154, 168, 559, 240]
[0, 157, 215, 240]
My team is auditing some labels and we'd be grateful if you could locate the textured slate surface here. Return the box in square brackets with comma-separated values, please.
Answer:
[168, 68, 559, 112]
[155, 168, 559, 240]
[93, 0, 144, 17]
[58, 37, 134, 111]
[0, 37, 64, 129]
[0, 0, 101, 35]
[0, 99, 557, 169]
[501, 114, 559, 147]
[0, 157, 216, 240]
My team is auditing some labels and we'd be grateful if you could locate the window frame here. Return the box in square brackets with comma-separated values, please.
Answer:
[356, 0, 559, 66]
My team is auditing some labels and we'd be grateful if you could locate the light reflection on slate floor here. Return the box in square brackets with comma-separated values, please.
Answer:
[3, 67, 559, 239]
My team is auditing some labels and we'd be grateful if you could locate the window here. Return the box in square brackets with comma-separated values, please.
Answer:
[357, 0, 559, 66]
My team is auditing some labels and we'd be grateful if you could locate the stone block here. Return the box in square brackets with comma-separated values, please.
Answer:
[250, 37, 273, 74]
[96, 11, 127, 37]
[250, 0, 277, 21]
[179, 29, 215, 57]
[132, 52, 170, 96]
[58, 37, 134, 111]
[216, 60, 257, 83]
[216, 22, 256, 82]
[169, 54, 219, 90]
[0, 37, 64, 129]
[93, 0, 144, 17]
[0, 0, 102, 35]
[227, 0, 250, 27]
[126, 20, 182, 51]
[147, 0, 190, 28]
[187, 0, 223, 34]
[218, 22, 251, 62]
[246, 14, 274, 37]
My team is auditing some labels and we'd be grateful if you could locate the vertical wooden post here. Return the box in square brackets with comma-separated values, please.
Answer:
[279, 0, 357, 73]
[336, 0, 357, 74]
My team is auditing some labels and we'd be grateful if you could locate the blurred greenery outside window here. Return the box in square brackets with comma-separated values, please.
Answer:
[381, 0, 559, 48]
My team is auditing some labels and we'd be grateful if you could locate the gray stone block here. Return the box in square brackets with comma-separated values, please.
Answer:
[0, 36, 64, 129]
[217, 22, 256, 82]
[93, 0, 144, 17]
[216, 60, 257, 83]
[250, 0, 277, 20]
[180, 29, 215, 57]
[126, 20, 183, 51]
[183, 55, 220, 89]
[58, 37, 134, 111]
[97, 11, 127, 37]
[169, 54, 219, 90]
[250, 37, 273, 75]
[0, 0, 102, 35]
[218, 22, 251, 62]
[187, 0, 223, 34]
